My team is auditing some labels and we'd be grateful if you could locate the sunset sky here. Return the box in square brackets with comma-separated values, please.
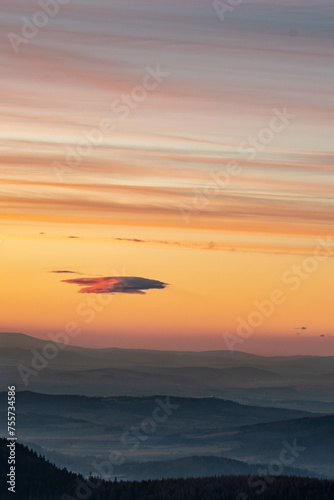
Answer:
[1, 0, 333, 354]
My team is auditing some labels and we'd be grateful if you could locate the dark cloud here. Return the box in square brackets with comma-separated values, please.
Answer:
[113, 237, 230, 252]
[301, 326, 307, 330]
[113, 237, 178, 246]
[320, 334, 325, 337]
[62, 276, 168, 295]
[114, 238, 145, 243]
[68, 236, 79, 239]
[51, 270, 79, 274]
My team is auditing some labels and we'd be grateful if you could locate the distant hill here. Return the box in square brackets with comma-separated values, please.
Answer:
[0, 391, 330, 479]
[0, 331, 262, 369]
[19, 441, 318, 481]
[0, 390, 314, 433]
[227, 414, 334, 478]
[1, 438, 334, 500]
[2, 332, 334, 412]
[2, 331, 334, 372]
[113, 455, 318, 481]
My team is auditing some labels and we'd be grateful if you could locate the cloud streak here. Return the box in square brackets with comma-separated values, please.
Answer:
[62, 276, 168, 295]
[51, 270, 79, 274]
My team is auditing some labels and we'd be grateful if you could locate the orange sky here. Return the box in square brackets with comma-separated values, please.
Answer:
[1, 228, 333, 355]
[1, 0, 333, 354]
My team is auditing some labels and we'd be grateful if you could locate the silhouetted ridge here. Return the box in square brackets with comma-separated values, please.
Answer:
[1, 439, 334, 499]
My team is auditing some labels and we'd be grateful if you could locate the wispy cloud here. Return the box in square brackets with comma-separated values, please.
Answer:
[51, 270, 79, 274]
[1, 0, 333, 256]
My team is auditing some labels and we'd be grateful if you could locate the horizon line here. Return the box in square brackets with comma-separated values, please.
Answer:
[0, 331, 331, 358]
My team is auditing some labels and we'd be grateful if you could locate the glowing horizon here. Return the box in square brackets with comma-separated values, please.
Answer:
[1, 0, 333, 355]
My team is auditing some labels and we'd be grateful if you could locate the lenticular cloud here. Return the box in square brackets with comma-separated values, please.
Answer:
[62, 276, 168, 294]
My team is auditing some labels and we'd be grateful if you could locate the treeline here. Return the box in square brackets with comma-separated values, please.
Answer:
[1, 438, 333, 500]
[0, 438, 77, 500]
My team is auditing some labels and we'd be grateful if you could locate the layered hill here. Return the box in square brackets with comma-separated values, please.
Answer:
[1, 333, 334, 412]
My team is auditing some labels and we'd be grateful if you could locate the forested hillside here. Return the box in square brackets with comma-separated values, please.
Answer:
[1, 439, 334, 500]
